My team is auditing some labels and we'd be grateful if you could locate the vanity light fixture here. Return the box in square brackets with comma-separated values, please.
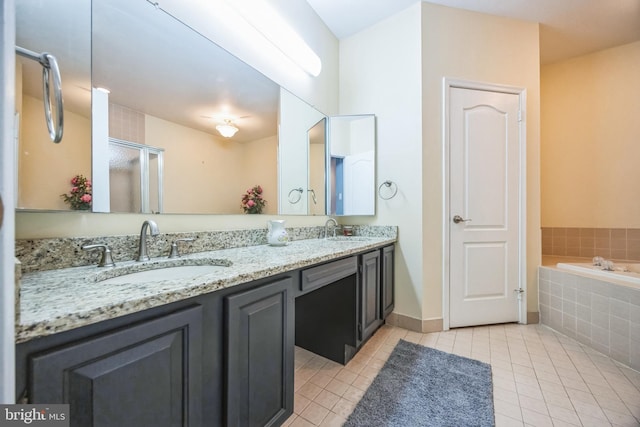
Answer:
[216, 119, 239, 138]
[223, 0, 322, 77]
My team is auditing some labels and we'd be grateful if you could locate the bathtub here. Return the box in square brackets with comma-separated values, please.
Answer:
[538, 264, 640, 371]
[556, 262, 640, 287]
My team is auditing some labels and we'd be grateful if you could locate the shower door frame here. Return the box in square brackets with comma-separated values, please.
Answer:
[109, 138, 164, 214]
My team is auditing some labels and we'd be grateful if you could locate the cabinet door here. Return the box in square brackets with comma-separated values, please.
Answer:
[381, 245, 395, 319]
[30, 305, 203, 427]
[225, 277, 294, 427]
[360, 250, 382, 343]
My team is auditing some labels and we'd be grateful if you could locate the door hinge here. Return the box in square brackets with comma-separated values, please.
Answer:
[517, 110, 523, 122]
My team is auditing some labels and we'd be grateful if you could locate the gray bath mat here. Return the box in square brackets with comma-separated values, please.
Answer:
[344, 339, 495, 426]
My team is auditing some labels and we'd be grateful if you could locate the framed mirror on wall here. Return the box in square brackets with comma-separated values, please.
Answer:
[327, 115, 376, 216]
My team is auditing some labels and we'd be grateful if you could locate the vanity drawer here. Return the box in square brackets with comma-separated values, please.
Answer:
[300, 256, 358, 294]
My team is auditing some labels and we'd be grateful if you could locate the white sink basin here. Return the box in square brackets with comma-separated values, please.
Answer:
[89, 257, 232, 284]
[327, 236, 374, 242]
[98, 265, 228, 285]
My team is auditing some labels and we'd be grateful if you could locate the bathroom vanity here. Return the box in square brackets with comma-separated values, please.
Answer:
[15, 231, 395, 426]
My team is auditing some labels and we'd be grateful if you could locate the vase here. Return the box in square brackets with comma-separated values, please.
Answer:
[267, 220, 289, 246]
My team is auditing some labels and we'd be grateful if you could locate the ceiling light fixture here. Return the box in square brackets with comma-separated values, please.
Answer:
[216, 119, 239, 138]
[223, 0, 322, 77]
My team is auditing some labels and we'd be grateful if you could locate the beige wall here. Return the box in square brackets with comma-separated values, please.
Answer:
[146, 116, 277, 215]
[239, 135, 279, 215]
[18, 95, 91, 210]
[541, 40, 640, 228]
[340, 2, 541, 326]
[340, 4, 424, 321]
[421, 3, 541, 321]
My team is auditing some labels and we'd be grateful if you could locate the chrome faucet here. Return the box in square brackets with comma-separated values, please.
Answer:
[324, 218, 338, 239]
[137, 220, 160, 262]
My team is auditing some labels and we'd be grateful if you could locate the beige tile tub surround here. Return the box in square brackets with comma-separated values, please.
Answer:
[542, 227, 640, 261]
[539, 266, 640, 372]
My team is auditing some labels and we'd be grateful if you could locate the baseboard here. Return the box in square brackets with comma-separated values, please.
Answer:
[421, 318, 443, 333]
[387, 312, 539, 331]
[386, 313, 443, 333]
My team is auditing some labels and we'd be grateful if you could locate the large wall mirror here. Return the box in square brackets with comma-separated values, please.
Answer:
[14, 0, 330, 216]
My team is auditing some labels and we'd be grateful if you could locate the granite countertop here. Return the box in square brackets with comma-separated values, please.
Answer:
[17, 236, 395, 343]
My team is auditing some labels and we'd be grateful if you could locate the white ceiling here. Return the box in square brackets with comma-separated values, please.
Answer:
[306, 0, 640, 64]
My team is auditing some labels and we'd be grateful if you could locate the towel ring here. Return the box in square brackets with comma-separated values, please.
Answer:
[16, 47, 64, 143]
[288, 187, 303, 204]
[378, 180, 398, 200]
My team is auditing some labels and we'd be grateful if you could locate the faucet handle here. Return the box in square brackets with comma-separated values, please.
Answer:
[168, 238, 195, 258]
[82, 244, 116, 267]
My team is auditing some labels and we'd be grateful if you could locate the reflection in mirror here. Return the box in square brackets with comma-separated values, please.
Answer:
[327, 115, 376, 216]
[278, 88, 325, 215]
[308, 118, 326, 216]
[15, 0, 91, 210]
[109, 139, 164, 214]
[91, 0, 279, 214]
[16, 0, 329, 216]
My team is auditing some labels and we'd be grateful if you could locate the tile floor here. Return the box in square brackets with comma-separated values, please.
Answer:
[284, 323, 640, 427]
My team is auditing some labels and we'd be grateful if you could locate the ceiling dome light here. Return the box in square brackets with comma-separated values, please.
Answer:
[216, 119, 239, 138]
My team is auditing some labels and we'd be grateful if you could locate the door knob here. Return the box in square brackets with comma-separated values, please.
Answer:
[453, 215, 471, 224]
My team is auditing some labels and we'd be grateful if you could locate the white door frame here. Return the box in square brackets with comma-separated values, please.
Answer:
[1, 0, 17, 403]
[442, 77, 527, 331]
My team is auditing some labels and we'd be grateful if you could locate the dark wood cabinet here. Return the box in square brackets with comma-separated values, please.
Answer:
[381, 245, 395, 319]
[360, 250, 382, 343]
[29, 305, 203, 427]
[294, 246, 395, 364]
[225, 277, 295, 427]
[18, 244, 394, 427]
[296, 265, 358, 365]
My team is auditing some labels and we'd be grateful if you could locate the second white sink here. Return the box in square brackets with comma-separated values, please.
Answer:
[327, 236, 374, 242]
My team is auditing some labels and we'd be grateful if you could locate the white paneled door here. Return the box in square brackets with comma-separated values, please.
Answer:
[448, 85, 523, 328]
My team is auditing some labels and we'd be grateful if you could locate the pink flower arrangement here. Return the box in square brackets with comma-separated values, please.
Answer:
[241, 185, 266, 214]
[61, 174, 92, 210]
